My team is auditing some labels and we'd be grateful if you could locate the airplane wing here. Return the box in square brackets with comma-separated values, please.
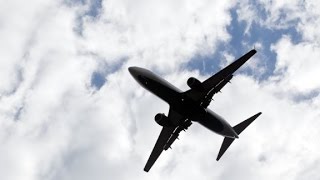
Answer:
[144, 109, 185, 172]
[144, 126, 175, 172]
[185, 49, 257, 104]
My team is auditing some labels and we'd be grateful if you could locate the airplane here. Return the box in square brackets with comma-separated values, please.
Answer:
[128, 49, 262, 172]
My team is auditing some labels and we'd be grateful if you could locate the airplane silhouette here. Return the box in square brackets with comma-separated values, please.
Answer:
[129, 49, 262, 172]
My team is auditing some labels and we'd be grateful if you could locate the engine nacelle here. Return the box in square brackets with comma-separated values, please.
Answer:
[155, 113, 172, 127]
[187, 77, 202, 90]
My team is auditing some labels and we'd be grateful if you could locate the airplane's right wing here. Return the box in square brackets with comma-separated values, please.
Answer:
[144, 126, 175, 172]
[144, 109, 185, 172]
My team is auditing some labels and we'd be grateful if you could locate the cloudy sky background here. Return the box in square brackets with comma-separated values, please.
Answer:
[1, 0, 320, 179]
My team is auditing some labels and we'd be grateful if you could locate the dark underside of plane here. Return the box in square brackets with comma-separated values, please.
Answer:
[129, 49, 262, 172]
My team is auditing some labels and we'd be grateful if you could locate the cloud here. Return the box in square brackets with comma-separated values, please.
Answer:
[81, 0, 235, 72]
[271, 36, 320, 94]
[1, 0, 320, 180]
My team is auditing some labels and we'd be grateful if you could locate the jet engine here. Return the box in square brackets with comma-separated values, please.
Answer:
[155, 113, 172, 127]
[187, 77, 203, 90]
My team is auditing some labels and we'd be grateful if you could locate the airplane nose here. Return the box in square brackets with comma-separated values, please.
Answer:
[128, 67, 133, 74]
[128, 67, 137, 77]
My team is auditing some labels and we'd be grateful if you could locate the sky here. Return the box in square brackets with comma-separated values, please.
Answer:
[1, 0, 320, 179]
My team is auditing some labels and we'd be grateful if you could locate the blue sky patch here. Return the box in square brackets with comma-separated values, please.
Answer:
[86, 0, 102, 18]
[14, 106, 24, 121]
[186, 4, 303, 81]
[91, 71, 106, 90]
[90, 57, 128, 90]
[185, 45, 224, 75]
[70, 0, 103, 36]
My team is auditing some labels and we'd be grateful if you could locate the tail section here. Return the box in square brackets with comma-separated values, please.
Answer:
[216, 112, 262, 161]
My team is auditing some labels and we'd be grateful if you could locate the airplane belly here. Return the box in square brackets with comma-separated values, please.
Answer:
[196, 110, 238, 138]
[196, 110, 224, 133]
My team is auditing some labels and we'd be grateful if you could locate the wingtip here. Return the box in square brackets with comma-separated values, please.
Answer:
[216, 154, 222, 161]
[250, 112, 262, 121]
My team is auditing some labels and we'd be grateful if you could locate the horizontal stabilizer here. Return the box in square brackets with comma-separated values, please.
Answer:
[216, 112, 262, 161]
[216, 137, 235, 161]
[233, 112, 262, 134]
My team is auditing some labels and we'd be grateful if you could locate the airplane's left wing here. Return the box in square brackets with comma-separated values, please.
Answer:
[144, 126, 175, 172]
[185, 49, 257, 104]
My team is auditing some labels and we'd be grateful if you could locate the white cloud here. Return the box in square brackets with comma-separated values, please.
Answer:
[271, 36, 320, 93]
[237, 0, 303, 30]
[0, 0, 58, 95]
[81, 0, 235, 72]
[237, 0, 320, 42]
[1, 0, 320, 180]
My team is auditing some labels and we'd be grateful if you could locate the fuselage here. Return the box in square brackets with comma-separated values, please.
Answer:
[129, 66, 238, 138]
